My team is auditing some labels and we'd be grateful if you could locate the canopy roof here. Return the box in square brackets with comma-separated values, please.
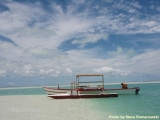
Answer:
[76, 74, 104, 77]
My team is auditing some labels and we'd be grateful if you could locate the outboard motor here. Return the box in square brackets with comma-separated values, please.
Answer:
[135, 87, 140, 94]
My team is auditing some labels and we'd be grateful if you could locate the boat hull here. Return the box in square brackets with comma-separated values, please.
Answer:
[43, 87, 140, 96]
[103, 88, 140, 95]
[79, 89, 102, 94]
[43, 87, 71, 95]
[48, 93, 118, 99]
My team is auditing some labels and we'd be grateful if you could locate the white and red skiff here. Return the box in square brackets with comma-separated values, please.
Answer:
[43, 74, 140, 99]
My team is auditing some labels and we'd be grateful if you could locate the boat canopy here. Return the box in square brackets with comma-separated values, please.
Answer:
[76, 74, 104, 77]
[76, 74, 104, 89]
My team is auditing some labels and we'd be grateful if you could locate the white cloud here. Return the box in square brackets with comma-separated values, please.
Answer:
[107, 46, 136, 57]
[0, 1, 93, 50]
[0, 70, 7, 77]
[8, 82, 15, 86]
[7, 27, 57, 49]
[39, 69, 60, 77]
[0, 41, 14, 48]
[65, 68, 73, 75]
[0, 0, 160, 80]
[105, 49, 160, 76]
[0, 0, 159, 52]
[0, 1, 45, 33]
[0, 41, 160, 79]
[107, 47, 123, 55]
[0, 41, 23, 60]
[141, 21, 157, 27]
[22, 65, 35, 76]
[131, 1, 142, 9]
[72, 33, 108, 47]
[128, 9, 136, 13]
[128, 49, 160, 76]
[93, 67, 131, 77]
[26, 47, 54, 58]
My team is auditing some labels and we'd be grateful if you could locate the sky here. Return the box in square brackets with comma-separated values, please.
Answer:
[0, 0, 160, 87]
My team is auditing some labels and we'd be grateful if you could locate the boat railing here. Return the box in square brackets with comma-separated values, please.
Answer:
[76, 74, 104, 90]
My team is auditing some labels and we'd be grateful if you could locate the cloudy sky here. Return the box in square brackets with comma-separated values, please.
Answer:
[0, 0, 160, 87]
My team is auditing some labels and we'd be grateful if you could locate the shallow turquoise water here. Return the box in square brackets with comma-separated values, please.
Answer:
[0, 83, 159, 120]
[91, 83, 160, 119]
[0, 88, 45, 95]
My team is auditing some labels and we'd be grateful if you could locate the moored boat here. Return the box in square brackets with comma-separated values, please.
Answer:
[43, 74, 140, 99]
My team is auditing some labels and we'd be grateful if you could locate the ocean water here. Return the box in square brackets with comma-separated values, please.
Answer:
[0, 83, 159, 120]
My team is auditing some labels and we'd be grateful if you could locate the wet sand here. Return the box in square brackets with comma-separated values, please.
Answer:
[0, 95, 104, 120]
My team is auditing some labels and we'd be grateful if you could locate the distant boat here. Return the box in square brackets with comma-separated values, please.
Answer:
[43, 74, 140, 99]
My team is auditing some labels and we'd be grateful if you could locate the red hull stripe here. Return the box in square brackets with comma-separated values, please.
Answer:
[44, 87, 139, 91]
[78, 89, 102, 91]
[49, 94, 118, 99]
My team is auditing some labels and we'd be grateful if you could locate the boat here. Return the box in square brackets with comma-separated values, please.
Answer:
[43, 74, 140, 99]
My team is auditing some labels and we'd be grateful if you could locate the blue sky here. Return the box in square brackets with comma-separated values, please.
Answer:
[0, 0, 160, 87]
